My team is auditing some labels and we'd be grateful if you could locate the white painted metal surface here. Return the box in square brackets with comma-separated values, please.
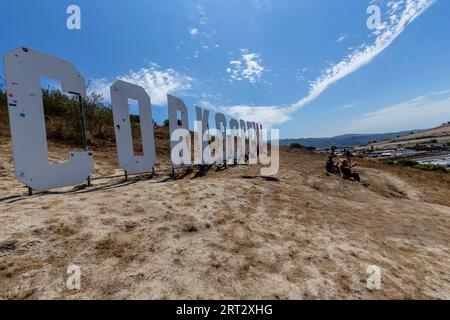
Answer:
[3, 46, 93, 191]
[195, 106, 210, 165]
[215, 112, 227, 163]
[110, 80, 155, 174]
[2, 46, 270, 189]
[255, 123, 261, 156]
[239, 119, 247, 164]
[258, 123, 263, 154]
[247, 121, 257, 163]
[228, 119, 239, 164]
[168, 94, 191, 168]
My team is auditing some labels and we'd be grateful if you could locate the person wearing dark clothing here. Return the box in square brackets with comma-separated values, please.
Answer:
[330, 146, 336, 157]
[340, 159, 360, 181]
[345, 149, 353, 164]
[326, 156, 335, 173]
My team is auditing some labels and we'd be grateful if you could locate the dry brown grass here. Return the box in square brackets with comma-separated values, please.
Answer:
[391, 124, 450, 142]
[0, 132, 449, 299]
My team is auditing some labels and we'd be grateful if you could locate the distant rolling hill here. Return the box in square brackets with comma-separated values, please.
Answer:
[280, 130, 424, 148]
[387, 124, 450, 143]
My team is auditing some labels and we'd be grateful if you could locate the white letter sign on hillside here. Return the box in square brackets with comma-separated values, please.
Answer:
[2, 47, 280, 192]
[168, 94, 192, 168]
[110, 80, 155, 174]
[247, 121, 257, 164]
[215, 112, 227, 163]
[195, 106, 210, 165]
[3, 47, 93, 191]
[228, 118, 239, 164]
[239, 119, 247, 164]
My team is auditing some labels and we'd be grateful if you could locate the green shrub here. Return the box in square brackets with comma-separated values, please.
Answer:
[289, 143, 303, 149]
[396, 159, 419, 167]
[0, 88, 117, 147]
[414, 164, 448, 173]
[0, 90, 6, 110]
[379, 157, 448, 173]
[379, 159, 395, 165]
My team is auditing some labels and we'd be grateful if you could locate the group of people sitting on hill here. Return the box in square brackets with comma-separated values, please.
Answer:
[326, 149, 361, 181]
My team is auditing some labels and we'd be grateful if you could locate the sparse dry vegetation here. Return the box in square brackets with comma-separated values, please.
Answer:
[0, 89, 449, 300]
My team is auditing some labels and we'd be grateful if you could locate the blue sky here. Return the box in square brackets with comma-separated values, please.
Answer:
[1, 0, 449, 138]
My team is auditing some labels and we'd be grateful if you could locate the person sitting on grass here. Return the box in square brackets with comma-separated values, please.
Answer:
[326, 156, 335, 174]
[326, 156, 342, 175]
[339, 159, 360, 181]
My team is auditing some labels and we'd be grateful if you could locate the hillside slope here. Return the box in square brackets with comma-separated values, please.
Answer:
[280, 130, 424, 148]
[0, 135, 449, 299]
[390, 124, 450, 143]
[370, 124, 450, 150]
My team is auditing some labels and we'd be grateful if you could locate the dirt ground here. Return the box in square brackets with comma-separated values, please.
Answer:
[0, 137, 449, 300]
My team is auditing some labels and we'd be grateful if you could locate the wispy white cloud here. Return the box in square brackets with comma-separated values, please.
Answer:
[287, 0, 436, 113]
[89, 64, 194, 106]
[227, 50, 265, 83]
[316, 90, 450, 137]
[214, 0, 436, 128]
[336, 34, 348, 43]
[242, 53, 265, 83]
[185, 5, 221, 59]
[252, 0, 272, 11]
[196, 4, 207, 25]
[340, 102, 360, 109]
[201, 101, 290, 127]
[190, 27, 199, 37]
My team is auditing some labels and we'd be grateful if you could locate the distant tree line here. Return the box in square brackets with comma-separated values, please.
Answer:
[289, 142, 316, 151]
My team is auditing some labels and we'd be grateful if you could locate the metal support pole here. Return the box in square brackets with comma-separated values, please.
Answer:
[78, 95, 88, 151]
[124, 170, 128, 182]
[27, 187, 33, 196]
[78, 94, 91, 186]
